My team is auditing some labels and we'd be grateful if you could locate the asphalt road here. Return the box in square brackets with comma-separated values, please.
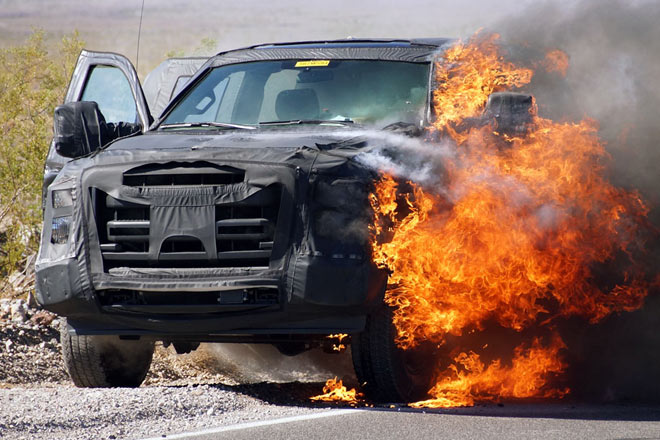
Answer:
[139, 403, 660, 440]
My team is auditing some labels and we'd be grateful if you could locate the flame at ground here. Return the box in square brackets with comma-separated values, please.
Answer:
[370, 33, 652, 407]
[326, 333, 348, 352]
[411, 337, 569, 408]
[310, 377, 364, 405]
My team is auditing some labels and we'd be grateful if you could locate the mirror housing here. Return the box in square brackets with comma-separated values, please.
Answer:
[54, 101, 142, 159]
[54, 101, 105, 158]
[484, 92, 535, 136]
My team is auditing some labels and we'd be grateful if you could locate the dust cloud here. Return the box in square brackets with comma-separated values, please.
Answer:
[205, 344, 356, 385]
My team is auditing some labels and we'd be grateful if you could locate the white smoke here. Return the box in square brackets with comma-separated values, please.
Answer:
[348, 130, 455, 187]
[206, 344, 356, 384]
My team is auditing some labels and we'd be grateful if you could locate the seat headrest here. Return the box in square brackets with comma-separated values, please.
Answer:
[275, 88, 320, 121]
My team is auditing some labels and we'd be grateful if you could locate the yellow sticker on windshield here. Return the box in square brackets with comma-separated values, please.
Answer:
[295, 60, 330, 67]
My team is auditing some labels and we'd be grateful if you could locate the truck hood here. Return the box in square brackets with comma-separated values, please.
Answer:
[51, 128, 388, 181]
[59, 128, 384, 175]
[105, 128, 370, 153]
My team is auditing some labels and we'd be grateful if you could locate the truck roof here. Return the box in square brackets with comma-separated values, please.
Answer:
[216, 38, 454, 56]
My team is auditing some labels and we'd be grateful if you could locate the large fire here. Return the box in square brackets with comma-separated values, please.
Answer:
[370, 33, 652, 407]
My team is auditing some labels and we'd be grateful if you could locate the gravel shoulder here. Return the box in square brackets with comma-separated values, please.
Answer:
[0, 385, 326, 440]
[0, 299, 349, 440]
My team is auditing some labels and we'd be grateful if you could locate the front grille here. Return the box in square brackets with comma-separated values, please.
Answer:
[93, 164, 282, 272]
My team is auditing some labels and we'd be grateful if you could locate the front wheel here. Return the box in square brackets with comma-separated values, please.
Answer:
[351, 305, 439, 403]
[60, 320, 154, 387]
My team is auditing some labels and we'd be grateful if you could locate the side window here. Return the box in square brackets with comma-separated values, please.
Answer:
[80, 65, 137, 123]
[170, 75, 192, 100]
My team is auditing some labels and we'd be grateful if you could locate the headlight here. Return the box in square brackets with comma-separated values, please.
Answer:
[52, 189, 74, 209]
[51, 216, 72, 244]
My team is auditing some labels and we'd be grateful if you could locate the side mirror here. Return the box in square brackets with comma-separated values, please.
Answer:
[53, 101, 105, 158]
[484, 92, 535, 135]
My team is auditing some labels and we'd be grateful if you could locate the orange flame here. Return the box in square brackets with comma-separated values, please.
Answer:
[411, 337, 569, 408]
[326, 333, 349, 352]
[432, 33, 533, 139]
[370, 32, 652, 407]
[310, 377, 364, 405]
[542, 49, 570, 77]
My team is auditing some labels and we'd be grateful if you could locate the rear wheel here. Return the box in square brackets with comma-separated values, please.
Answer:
[351, 305, 438, 403]
[60, 320, 154, 387]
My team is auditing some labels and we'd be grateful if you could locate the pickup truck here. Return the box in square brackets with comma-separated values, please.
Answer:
[36, 39, 530, 402]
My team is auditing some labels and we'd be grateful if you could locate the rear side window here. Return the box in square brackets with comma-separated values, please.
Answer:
[170, 75, 192, 99]
[81, 65, 137, 123]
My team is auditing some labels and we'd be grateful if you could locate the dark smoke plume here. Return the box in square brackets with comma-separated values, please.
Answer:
[495, 0, 660, 215]
[492, 0, 660, 401]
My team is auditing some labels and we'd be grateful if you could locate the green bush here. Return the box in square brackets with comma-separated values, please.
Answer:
[0, 30, 84, 283]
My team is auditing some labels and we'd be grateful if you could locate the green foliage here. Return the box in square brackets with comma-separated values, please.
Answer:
[164, 37, 217, 58]
[164, 48, 185, 58]
[193, 37, 217, 56]
[0, 30, 85, 277]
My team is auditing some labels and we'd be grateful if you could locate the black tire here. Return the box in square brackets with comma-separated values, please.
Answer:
[60, 320, 154, 388]
[351, 305, 439, 403]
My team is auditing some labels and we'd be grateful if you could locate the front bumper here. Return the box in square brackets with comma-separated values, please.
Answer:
[36, 255, 385, 336]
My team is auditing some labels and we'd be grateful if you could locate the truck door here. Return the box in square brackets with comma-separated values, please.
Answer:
[43, 50, 151, 201]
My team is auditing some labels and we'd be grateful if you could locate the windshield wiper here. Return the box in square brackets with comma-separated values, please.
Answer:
[159, 122, 257, 130]
[258, 119, 355, 126]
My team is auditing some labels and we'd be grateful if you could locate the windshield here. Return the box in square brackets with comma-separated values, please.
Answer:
[161, 60, 429, 128]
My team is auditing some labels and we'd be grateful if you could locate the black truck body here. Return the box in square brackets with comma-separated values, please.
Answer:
[37, 40, 452, 339]
[35, 39, 481, 400]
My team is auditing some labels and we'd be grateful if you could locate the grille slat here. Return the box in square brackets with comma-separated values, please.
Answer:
[96, 192, 150, 266]
[217, 250, 272, 260]
[99, 243, 123, 252]
[107, 220, 150, 242]
[123, 162, 245, 187]
[216, 218, 273, 241]
[102, 252, 150, 261]
[158, 252, 209, 261]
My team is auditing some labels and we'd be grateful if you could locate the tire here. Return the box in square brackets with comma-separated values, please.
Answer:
[351, 305, 439, 403]
[60, 320, 154, 388]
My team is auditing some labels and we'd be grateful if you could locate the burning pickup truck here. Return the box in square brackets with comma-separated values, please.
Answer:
[36, 37, 649, 405]
[37, 39, 469, 401]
